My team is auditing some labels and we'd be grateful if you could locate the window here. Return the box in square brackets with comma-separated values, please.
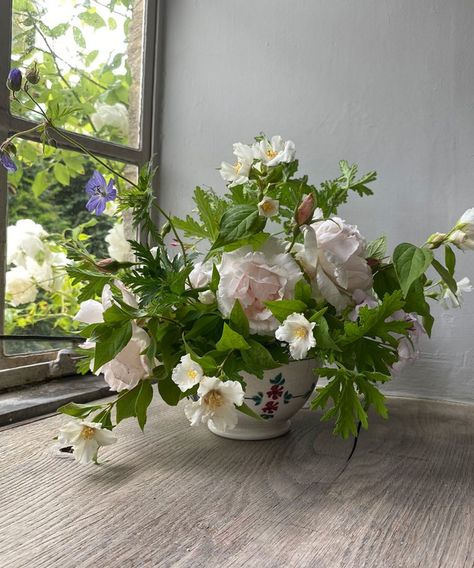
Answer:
[0, 0, 162, 389]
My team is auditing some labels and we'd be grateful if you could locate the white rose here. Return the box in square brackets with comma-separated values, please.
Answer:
[7, 219, 47, 267]
[91, 103, 128, 135]
[105, 223, 134, 263]
[5, 266, 38, 306]
[189, 261, 213, 289]
[296, 217, 373, 311]
[217, 240, 303, 334]
[252, 135, 296, 166]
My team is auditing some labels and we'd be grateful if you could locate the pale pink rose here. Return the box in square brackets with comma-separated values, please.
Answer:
[217, 241, 302, 334]
[348, 289, 379, 321]
[96, 323, 154, 392]
[296, 217, 373, 311]
[390, 311, 425, 373]
[189, 261, 213, 289]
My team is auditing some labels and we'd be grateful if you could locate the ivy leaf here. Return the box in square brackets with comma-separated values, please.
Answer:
[264, 299, 307, 322]
[393, 243, 433, 297]
[229, 300, 249, 336]
[135, 380, 154, 431]
[431, 258, 458, 296]
[211, 205, 266, 250]
[93, 321, 132, 371]
[216, 323, 250, 351]
[445, 245, 456, 275]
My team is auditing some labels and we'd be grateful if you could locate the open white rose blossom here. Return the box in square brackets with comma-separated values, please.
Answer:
[3, 93, 473, 463]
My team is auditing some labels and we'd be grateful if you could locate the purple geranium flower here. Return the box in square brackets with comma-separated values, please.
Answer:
[85, 170, 117, 215]
[6, 68, 22, 92]
[0, 152, 17, 173]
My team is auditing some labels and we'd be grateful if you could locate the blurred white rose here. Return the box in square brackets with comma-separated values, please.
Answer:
[105, 223, 134, 263]
[217, 240, 302, 334]
[220, 143, 254, 187]
[296, 217, 373, 312]
[5, 266, 38, 306]
[440, 277, 473, 309]
[189, 260, 213, 289]
[91, 103, 128, 135]
[7, 219, 47, 267]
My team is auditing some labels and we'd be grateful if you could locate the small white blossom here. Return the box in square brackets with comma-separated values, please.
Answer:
[189, 260, 213, 289]
[105, 223, 134, 263]
[258, 196, 279, 218]
[58, 419, 117, 465]
[7, 219, 47, 267]
[440, 277, 473, 309]
[219, 142, 254, 187]
[5, 266, 38, 306]
[172, 354, 204, 392]
[448, 208, 474, 250]
[275, 312, 316, 360]
[252, 135, 296, 167]
[198, 290, 216, 304]
[183, 376, 244, 431]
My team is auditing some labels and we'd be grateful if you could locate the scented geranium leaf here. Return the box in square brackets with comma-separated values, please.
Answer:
[67, 266, 111, 302]
[230, 300, 249, 336]
[264, 299, 307, 322]
[58, 402, 104, 418]
[135, 380, 154, 431]
[241, 339, 280, 378]
[445, 245, 456, 275]
[172, 215, 209, 240]
[93, 321, 132, 371]
[216, 323, 250, 352]
[393, 243, 433, 297]
[236, 402, 263, 421]
[431, 258, 458, 296]
[212, 205, 266, 250]
[355, 375, 388, 419]
[193, 187, 226, 241]
[339, 291, 406, 346]
[366, 235, 387, 260]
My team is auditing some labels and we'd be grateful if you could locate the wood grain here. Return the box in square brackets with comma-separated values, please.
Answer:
[0, 397, 472, 568]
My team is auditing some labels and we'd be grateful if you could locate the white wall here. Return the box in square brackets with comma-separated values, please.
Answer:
[158, 0, 474, 402]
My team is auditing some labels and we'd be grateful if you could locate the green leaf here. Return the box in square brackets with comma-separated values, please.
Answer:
[294, 280, 313, 304]
[236, 402, 263, 421]
[445, 245, 456, 275]
[393, 243, 433, 296]
[57, 401, 104, 418]
[366, 235, 387, 260]
[241, 339, 280, 378]
[194, 187, 222, 241]
[172, 215, 208, 240]
[93, 322, 132, 371]
[314, 316, 340, 350]
[135, 380, 154, 431]
[229, 300, 249, 336]
[85, 49, 99, 66]
[53, 162, 70, 186]
[116, 384, 141, 424]
[212, 205, 266, 250]
[31, 170, 48, 198]
[72, 26, 86, 48]
[78, 10, 106, 28]
[155, 367, 182, 406]
[216, 323, 250, 352]
[431, 258, 458, 296]
[264, 299, 307, 322]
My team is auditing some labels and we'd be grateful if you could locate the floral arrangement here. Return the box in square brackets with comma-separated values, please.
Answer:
[3, 66, 474, 464]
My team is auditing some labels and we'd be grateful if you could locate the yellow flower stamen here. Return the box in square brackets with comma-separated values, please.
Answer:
[294, 327, 308, 339]
[266, 149, 278, 159]
[80, 426, 96, 440]
[202, 389, 225, 411]
[233, 161, 242, 173]
[187, 369, 198, 380]
[261, 201, 274, 213]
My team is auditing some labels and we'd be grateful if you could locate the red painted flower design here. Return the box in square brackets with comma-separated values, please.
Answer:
[267, 384, 284, 400]
[262, 401, 279, 414]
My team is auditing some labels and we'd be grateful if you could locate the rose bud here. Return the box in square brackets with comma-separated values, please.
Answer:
[6, 68, 22, 92]
[295, 193, 315, 226]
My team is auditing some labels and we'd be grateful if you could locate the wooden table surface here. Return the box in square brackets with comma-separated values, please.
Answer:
[1, 396, 473, 568]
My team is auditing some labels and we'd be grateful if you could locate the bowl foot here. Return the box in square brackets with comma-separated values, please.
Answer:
[208, 415, 291, 440]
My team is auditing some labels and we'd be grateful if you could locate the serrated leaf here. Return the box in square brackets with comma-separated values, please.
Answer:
[212, 205, 266, 250]
[366, 235, 387, 260]
[393, 243, 433, 296]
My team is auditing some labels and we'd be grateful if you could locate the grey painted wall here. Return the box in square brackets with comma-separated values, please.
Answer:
[158, 0, 474, 402]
